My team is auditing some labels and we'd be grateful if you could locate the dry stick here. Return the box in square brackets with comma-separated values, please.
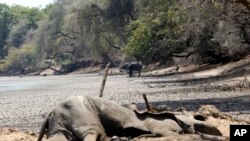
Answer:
[142, 94, 151, 111]
[99, 62, 111, 97]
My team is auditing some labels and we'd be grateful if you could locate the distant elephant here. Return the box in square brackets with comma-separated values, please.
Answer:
[120, 62, 142, 77]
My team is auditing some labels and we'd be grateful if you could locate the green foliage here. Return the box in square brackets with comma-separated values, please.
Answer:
[6, 5, 46, 49]
[123, 0, 187, 63]
[0, 3, 13, 58]
[0, 44, 37, 72]
[10, 5, 45, 29]
[123, 20, 153, 61]
[42, 3, 54, 14]
[1, 0, 249, 75]
[0, 4, 46, 60]
[55, 54, 73, 65]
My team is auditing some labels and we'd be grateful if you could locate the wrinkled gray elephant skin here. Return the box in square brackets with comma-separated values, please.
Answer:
[120, 62, 142, 77]
[37, 96, 223, 141]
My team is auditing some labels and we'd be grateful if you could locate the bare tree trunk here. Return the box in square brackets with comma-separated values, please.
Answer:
[99, 62, 111, 97]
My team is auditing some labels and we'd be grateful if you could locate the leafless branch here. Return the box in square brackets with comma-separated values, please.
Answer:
[52, 31, 77, 40]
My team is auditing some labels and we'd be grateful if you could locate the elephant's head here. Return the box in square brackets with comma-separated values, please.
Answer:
[119, 63, 131, 72]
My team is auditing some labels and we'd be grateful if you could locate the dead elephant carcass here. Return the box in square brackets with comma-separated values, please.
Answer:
[37, 96, 224, 141]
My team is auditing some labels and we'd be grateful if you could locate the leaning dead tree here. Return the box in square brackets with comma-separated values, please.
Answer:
[99, 62, 111, 97]
[142, 94, 151, 111]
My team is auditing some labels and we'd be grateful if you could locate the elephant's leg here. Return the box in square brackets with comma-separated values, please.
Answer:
[74, 127, 107, 141]
[138, 70, 141, 76]
[47, 132, 68, 141]
[84, 134, 97, 141]
[81, 130, 108, 141]
[129, 69, 133, 77]
[83, 133, 98, 141]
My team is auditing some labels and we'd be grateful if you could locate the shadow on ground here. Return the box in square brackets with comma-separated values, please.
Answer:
[136, 95, 250, 113]
[144, 73, 250, 85]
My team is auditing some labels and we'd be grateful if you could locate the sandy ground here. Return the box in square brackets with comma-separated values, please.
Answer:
[1, 57, 250, 140]
[0, 128, 36, 141]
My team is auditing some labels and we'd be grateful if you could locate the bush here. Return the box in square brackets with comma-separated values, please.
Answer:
[55, 53, 74, 65]
[122, 0, 187, 64]
[1, 44, 37, 74]
[122, 20, 153, 62]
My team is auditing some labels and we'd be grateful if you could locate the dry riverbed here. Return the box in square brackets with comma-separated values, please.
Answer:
[0, 67, 250, 140]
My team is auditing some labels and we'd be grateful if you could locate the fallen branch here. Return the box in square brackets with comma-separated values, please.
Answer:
[99, 62, 111, 97]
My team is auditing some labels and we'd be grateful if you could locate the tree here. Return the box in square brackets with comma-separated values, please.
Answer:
[7, 5, 45, 48]
[11, 5, 45, 29]
[0, 4, 13, 58]
[35, 0, 135, 67]
[1, 44, 37, 75]
[123, 0, 187, 64]
[8, 20, 29, 48]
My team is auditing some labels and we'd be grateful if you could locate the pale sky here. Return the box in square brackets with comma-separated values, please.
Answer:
[0, 0, 54, 8]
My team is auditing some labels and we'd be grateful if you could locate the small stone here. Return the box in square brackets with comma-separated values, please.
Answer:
[27, 130, 36, 136]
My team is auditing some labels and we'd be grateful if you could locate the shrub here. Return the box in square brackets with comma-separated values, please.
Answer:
[1, 44, 37, 74]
